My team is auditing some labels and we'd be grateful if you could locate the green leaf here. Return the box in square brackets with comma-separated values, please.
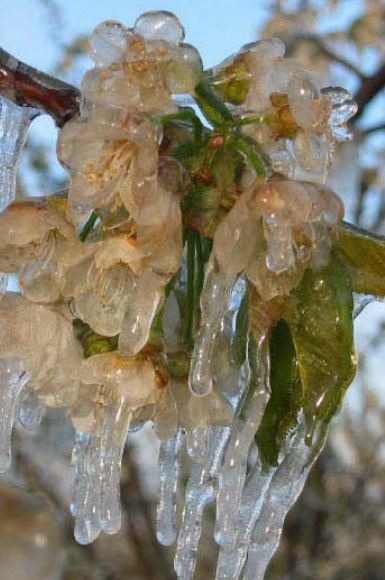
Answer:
[335, 221, 385, 297]
[255, 319, 302, 467]
[286, 252, 356, 437]
[195, 80, 233, 127]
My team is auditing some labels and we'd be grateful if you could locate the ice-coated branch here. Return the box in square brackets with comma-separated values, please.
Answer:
[0, 46, 80, 126]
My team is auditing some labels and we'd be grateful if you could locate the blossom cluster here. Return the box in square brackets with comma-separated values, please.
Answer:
[0, 10, 359, 578]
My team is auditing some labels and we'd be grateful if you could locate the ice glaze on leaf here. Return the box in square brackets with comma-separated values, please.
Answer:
[286, 252, 356, 437]
[336, 221, 385, 296]
[255, 319, 302, 467]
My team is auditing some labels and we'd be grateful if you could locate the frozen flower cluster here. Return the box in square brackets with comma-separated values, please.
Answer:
[0, 10, 360, 580]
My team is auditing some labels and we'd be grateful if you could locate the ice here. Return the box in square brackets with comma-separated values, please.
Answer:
[215, 457, 275, 580]
[189, 261, 235, 397]
[0, 97, 37, 210]
[134, 11, 185, 44]
[173, 364, 250, 579]
[100, 404, 133, 535]
[156, 430, 184, 546]
[0, 358, 30, 472]
[214, 335, 270, 550]
[243, 423, 328, 580]
[71, 400, 132, 543]
[72, 432, 103, 544]
[18, 390, 45, 430]
[119, 271, 163, 356]
[174, 426, 231, 580]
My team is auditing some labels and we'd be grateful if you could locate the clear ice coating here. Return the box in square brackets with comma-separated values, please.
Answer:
[0, 97, 37, 210]
[188, 261, 235, 397]
[0, 8, 360, 580]
[0, 358, 30, 472]
[18, 390, 45, 430]
[156, 430, 184, 546]
[71, 401, 133, 543]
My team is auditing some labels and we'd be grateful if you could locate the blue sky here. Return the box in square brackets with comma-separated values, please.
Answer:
[1, 0, 272, 72]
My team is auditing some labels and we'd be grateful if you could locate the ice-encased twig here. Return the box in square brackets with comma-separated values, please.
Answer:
[100, 404, 133, 534]
[214, 335, 270, 550]
[215, 457, 275, 580]
[185, 426, 210, 463]
[156, 429, 184, 546]
[72, 431, 103, 544]
[243, 422, 328, 580]
[71, 400, 132, 543]
[189, 262, 235, 397]
[215, 434, 296, 580]
[0, 357, 30, 472]
[174, 426, 232, 580]
[18, 390, 45, 430]
[0, 97, 37, 210]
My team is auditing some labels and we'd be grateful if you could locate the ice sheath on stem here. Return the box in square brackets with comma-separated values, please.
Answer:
[0, 97, 37, 209]
[243, 423, 328, 580]
[156, 429, 184, 546]
[189, 262, 235, 397]
[174, 426, 231, 580]
[214, 334, 270, 550]
[0, 358, 30, 472]
[71, 400, 133, 544]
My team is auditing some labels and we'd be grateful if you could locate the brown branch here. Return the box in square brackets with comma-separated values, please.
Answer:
[285, 34, 365, 79]
[0, 46, 80, 126]
[354, 61, 385, 120]
[361, 122, 385, 135]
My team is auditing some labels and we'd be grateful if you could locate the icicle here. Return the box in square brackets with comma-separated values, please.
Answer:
[18, 390, 45, 430]
[156, 429, 184, 546]
[185, 426, 210, 463]
[0, 97, 37, 210]
[214, 336, 270, 550]
[215, 459, 275, 580]
[100, 402, 132, 534]
[189, 262, 235, 397]
[0, 358, 30, 472]
[72, 432, 103, 544]
[243, 423, 328, 580]
[174, 426, 231, 580]
[119, 270, 163, 356]
[215, 435, 296, 580]
[71, 400, 132, 543]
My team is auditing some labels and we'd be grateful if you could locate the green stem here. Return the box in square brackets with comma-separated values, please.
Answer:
[229, 136, 267, 177]
[183, 230, 196, 348]
[79, 211, 98, 242]
[195, 80, 234, 127]
[194, 232, 205, 299]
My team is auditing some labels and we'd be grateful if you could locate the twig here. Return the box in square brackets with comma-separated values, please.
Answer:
[354, 61, 385, 120]
[361, 122, 385, 135]
[286, 33, 365, 79]
[0, 46, 80, 126]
